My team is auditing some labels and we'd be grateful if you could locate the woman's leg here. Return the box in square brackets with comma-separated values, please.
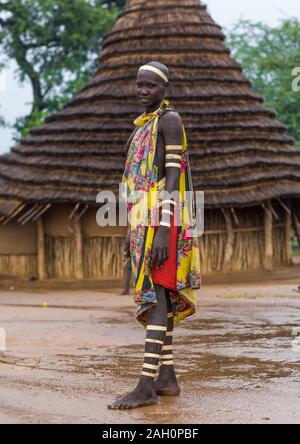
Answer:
[155, 290, 180, 396]
[108, 284, 168, 410]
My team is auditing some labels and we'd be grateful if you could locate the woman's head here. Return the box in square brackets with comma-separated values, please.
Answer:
[136, 61, 169, 110]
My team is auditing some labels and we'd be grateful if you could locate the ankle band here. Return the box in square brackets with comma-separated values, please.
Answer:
[143, 363, 159, 370]
[141, 371, 156, 378]
[160, 360, 174, 366]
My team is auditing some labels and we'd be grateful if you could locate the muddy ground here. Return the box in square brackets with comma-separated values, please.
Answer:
[0, 278, 300, 424]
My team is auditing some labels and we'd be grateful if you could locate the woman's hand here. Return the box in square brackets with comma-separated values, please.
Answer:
[123, 232, 131, 261]
[150, 226, 170, 268]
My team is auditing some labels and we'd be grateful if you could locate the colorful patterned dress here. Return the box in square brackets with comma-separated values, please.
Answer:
[122, 99, 201, 328]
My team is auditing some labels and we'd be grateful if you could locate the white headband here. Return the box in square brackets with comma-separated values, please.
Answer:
[139, 65, 169, 83]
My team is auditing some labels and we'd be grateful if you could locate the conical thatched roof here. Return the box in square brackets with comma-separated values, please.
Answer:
[0, 0, 300, 218]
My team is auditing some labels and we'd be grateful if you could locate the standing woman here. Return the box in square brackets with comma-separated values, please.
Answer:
[108, 61, 201, 410]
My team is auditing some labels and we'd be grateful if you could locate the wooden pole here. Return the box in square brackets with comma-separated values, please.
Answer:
[221, 208, 234, 273]
[199, 235, 206, 274]
[284, 200, 292, 265]
[2, 203, 27, 225]
[292, 209, 300, 248]
[263, 201, 273, 271]
[230, 207, 240, 225]
[74, 217, 84, 280]
[32, 203, 52, 222]
[37, 216, 47, 280]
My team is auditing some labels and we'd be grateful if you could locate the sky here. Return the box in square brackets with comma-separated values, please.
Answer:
[0, 0, 299, 154]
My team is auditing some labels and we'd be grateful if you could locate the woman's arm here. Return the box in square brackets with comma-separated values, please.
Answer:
[150, 111, 183, 268]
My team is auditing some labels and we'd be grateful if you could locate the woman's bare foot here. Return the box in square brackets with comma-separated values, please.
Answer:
[155, 366, 180, 396]
[108, 383, 158, 410]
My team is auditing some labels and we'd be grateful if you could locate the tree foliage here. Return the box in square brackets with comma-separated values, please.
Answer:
[0, 0, 123, 138]
[0, 115, 5, 128]
[226, 18, 300, 148]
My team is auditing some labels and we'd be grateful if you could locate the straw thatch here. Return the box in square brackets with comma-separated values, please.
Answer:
[0, 0, 299, 214]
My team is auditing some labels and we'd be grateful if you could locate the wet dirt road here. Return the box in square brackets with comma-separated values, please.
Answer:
[0, 282, 300, 424]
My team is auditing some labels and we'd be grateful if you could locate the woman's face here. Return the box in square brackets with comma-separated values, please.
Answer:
[136, 70, 167, 110]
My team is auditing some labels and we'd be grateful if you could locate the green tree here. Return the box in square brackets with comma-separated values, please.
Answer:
[226, 18, 300, 149]
[0, 0, 123, 139]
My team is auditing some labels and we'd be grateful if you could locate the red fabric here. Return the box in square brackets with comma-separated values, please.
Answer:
[151, 210, 178, 290]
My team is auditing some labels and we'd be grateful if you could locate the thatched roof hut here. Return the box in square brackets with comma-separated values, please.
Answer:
[0, 0, 300, 280]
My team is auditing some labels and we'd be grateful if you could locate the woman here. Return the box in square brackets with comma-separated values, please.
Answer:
[108, 61, 201, 410]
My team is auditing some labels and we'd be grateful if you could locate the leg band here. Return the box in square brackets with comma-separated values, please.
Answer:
[142, 323, 168, 379]
[143, 363, 159, 370]
[147, 325, 167, 331]
[145, 339, 164, 345]
[144, 353, 161, 359]
[160, 354, 173, 360]
[141, 371, 156, 378]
